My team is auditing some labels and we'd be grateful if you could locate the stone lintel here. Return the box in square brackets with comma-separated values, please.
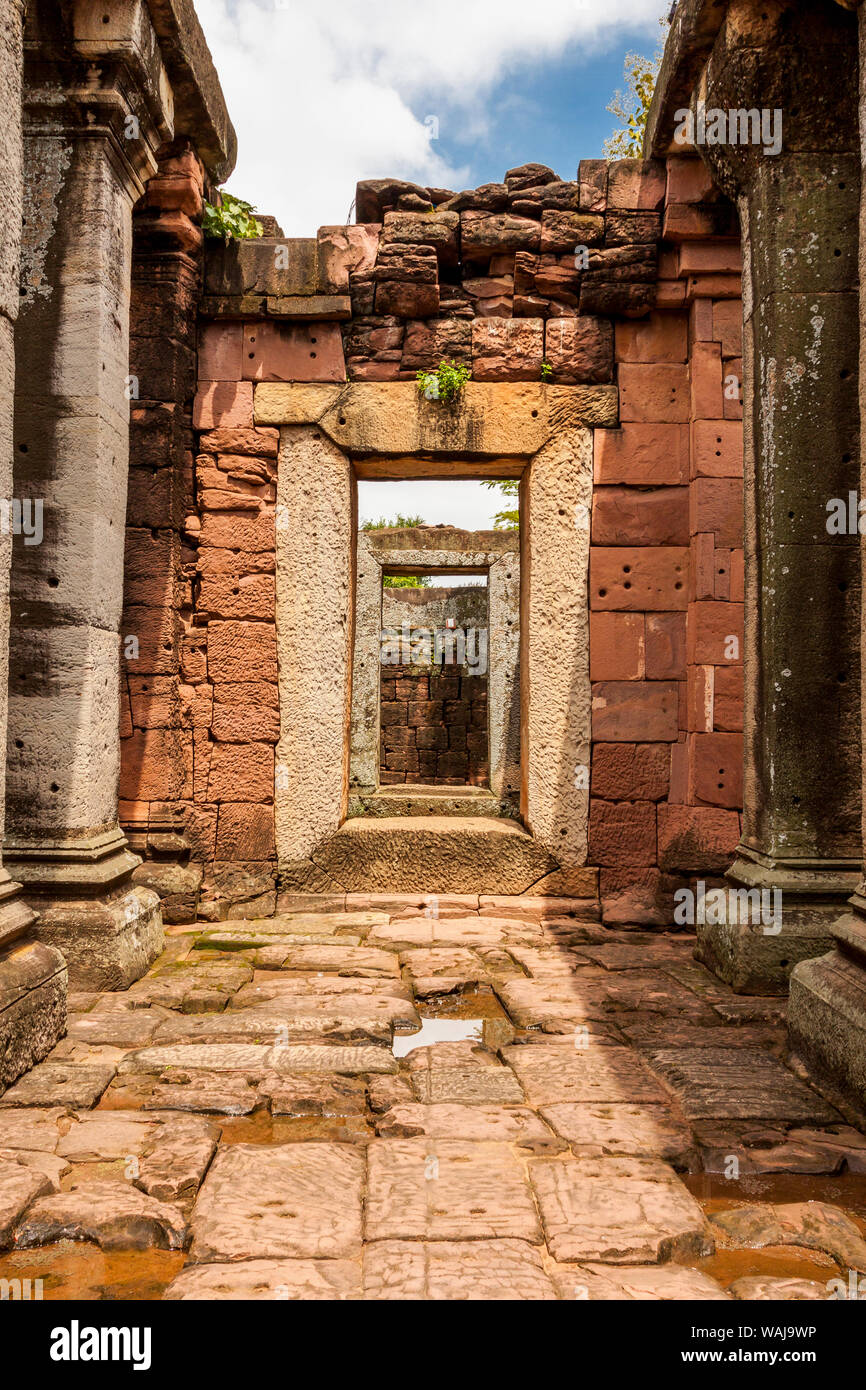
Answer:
[644, 0, 727, 158]
[266, 295, 352, 321]
[255, 382, 618, 453]
[144, 0, 237, 181]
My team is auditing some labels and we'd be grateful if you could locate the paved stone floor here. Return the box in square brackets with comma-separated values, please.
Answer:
[1, 894, 866, 1300]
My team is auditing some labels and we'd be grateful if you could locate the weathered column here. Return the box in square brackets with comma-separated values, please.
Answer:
[789, 0, 866, 1121]
[681, 0, 863, 993]
[0, 0, 67, 1091]
[6, 1, 179, 987]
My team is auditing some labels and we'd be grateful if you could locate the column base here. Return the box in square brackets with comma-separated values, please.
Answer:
[788, 914, 866, 1126]
[0, 939, 67, 1095]
[693, 851, 861, 995]
[5, 828, 164, 990]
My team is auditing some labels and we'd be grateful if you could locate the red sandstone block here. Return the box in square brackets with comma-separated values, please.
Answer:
[179, 682, 214, 730]
[723, 358, 743, 419]
[729, 549, 744, 602]
[618, 364, 689, 423]
[690, 341, 723, 419]
[687, 665, 714, 733]
[207, 621, 278, 684]
[380, 701, 407, 727]
[686, 274, 742, 300]
[679, 242, 743, 275]
[591, 548, 688, 611]
[198, 428, 280, 457]
[690, 477, 743, 548]
[408, 701, 445, 726]
[646, 612, 686, 679]
[207, 742, 274, 802]
[215, 804, 276, 860]
[607, 159, 666, 211]
[119, 728, 193, 802]
[211, 696, 279, 744]
[198, 324, 244, 382]
[592, 486, 689, 546]
[615, 313, 688, 364]
[590, 612, 645, 681]
[472, 317, 544, 381]
[655, 281, 687, 308]
[663, 204, 720, 241]
[691, 532, 716, 602]
[591, 743, 670, 801]
[713, 665, 744, 732]
[687, 601, 744, 665]
[714, 549, 732, 600]
[128, 675, 178, 730]
[416, 726, 448, 751]
[242, 321, 346, 383]
[120, 690, 134, 740]
[199, 509, 275, 553]
[689, 298, 714, 344]
[543, 316, 613, 384]
[666, 157, 715, 204]
[591, 681, 679, 742]
[691, 420, 742, 478]
[198, 572, 275, 622]
[588, 799, 657, 867]
[600, 866, 668, 926]
[594, 424, 688, 485]
[657, 803, 740, 872]
[713, 300, 742, 357]
[193, 382, 254, 430]
[689, 730, 743, 809]
[383, 725, 415, 751]
[669, 740, 688, 804]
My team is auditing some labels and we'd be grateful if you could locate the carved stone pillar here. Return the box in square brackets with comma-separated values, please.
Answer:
[6, 1, 177, 987]
[789, 0, 866, 1122]
[0, 0, 67, 1092]
[686, 0, 863, 993]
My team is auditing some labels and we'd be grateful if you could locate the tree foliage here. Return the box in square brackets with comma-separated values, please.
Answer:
[603, 14, 669, 160]
[203, 190, 263, 242]
[482, 479, 519, 532]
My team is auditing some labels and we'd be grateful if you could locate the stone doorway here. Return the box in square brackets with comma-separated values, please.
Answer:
[260, 380, 603, 893]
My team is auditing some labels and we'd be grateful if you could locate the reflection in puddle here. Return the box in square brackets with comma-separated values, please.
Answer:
[0, 1242, 184, 1301]
[393, 1017, 482, 1058]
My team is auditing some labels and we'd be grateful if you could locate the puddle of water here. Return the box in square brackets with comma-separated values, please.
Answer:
[0, 1242, 184, 1301]
[393, 1017, 482, 1058]
[216, 1112, 371, 1145]
[395, 988, 517, 1054]
[685, 1172, 866, 1228]
[688, 1245, 841, 1290]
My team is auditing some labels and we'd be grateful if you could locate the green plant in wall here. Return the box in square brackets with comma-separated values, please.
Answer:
[416, 359, 471, 405]
[541, 360, 553, 382]
[603, 13, 670, 158]
[203, 189, 264, 242]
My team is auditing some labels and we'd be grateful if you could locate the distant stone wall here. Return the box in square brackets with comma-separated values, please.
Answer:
[379, 585, 489, 785]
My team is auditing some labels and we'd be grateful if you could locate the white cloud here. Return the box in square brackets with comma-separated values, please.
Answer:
[196, 0, 663, 233]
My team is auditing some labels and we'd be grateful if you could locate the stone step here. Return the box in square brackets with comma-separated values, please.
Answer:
[310, 815, 558, 894]
[347, 785, 518, 820]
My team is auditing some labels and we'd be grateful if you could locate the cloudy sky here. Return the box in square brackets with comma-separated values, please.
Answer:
[196, 0, 667, 527]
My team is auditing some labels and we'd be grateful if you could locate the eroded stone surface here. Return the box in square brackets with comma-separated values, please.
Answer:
[364, 1239, 558, 1299]
[529, 1157, 712, 1263]
[0, 1155, 52, 1246]
[16, 1180, 187, 1251]
[711, 1202, 866, 1273]
[375, 1103, 561, 1149]
[729, 1276, 832, 1301]
[0, 1061, 116, 1108]
[366, 1140, 541, 1242]
[573, 1263, 729, 1300]
[503, 1041, 667, 1106]
[165, 1258, 361, 1300]
[56, 1111, 219, 1201]
[541, 1103, 693, 1162]
[645, 1047, 840, 1122]
[191, 1143, 363, 1261]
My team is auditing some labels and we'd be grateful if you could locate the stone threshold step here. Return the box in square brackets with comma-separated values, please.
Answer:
[348, 785, 518, 820]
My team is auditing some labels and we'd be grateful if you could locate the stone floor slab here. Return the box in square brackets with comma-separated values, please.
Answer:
[363, 1238, 558, 1299]
[529, 1156, 712, 1264]
[0, 1061, 117, 1109]
[711, 1202, 866, 1273]
[0, 1156, 52, 1246]
[164, 1257, 361, 1300]
[190, 1143, 363, 1261]
[503, 1041, 668, 1106]
[540, 1103, 693, 1163]
[645, 1047, 841, 1122]
[570, 1263, 729, 1300]
[366, 1140, 541, 1242]
[56, 1111, 219, 1201]
[729, 1276, 832, 1300]
[410, 1067, 525, 1105]
[375, 1103, 562, 1150]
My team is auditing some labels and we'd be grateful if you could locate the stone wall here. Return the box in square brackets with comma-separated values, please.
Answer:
[119, 150, 746, 923]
